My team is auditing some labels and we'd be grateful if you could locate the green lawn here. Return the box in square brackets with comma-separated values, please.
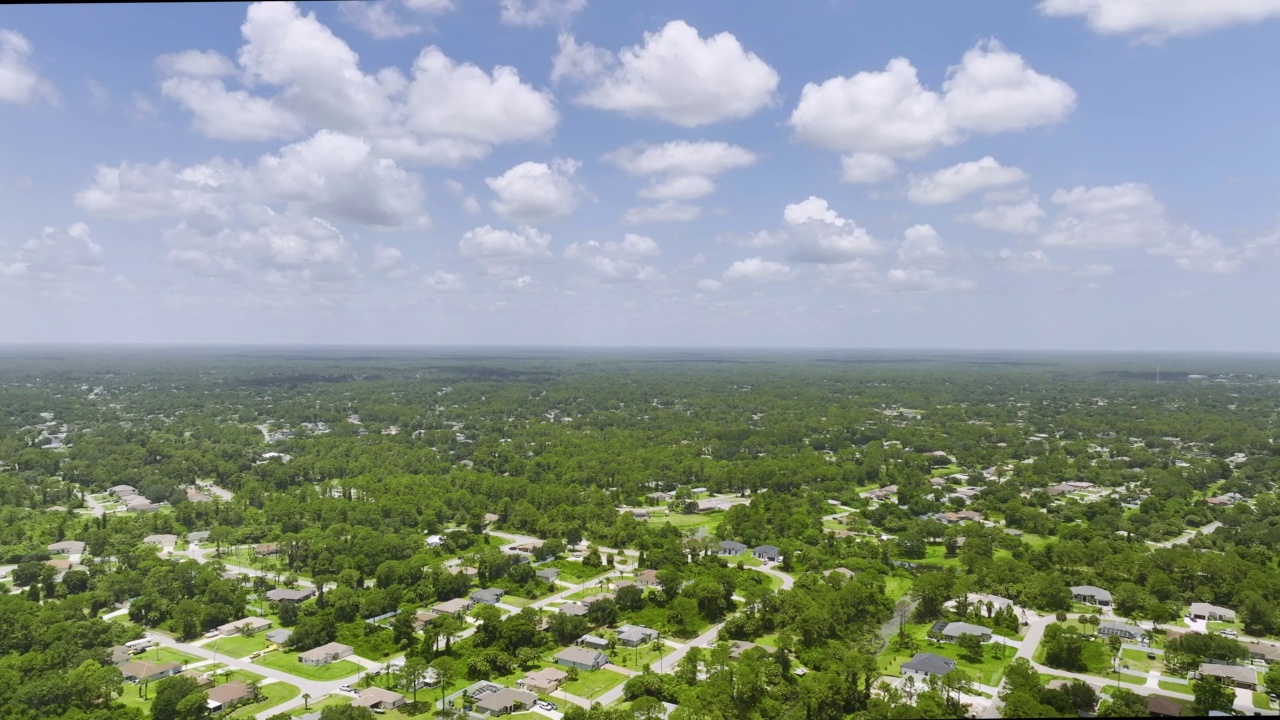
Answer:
[286, 695, 350, 716]
[879, 624, 1014, 687]
[566, 587, 614, 602]
[117, 685, 154, 715]
[204, 633, 269, 659]
[610, 643, 666, 672]
[560, 669, 628, 700]
[504, 595, 533, 609]
[1207, 620, 1244, 634]
[253, 650, 361, 681]
[645, 513, 722, 530]
[1119, 648, 1158, 673]
[1254, 692, 1275, 710]
[1158, 679, 1191, 694]
[884, 576, 912, 601]
[228, 680, 300, 718]
[930, 464, 962, 477]
[135, 646, 201, 667]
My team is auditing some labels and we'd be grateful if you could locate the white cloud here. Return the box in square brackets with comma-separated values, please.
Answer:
[907, 156, 1028, 205]
[553, 21, 779, 126]
[604, 140, 756, 201]
[338, 1, 425, 39]
[696, 278, 722, 292]
[789, 40, 1074, 160]
[957, 198, 1045, 235]
[897, 224, 953, 268]
[155, 50, 236, 78]
[717, 229, 788, 248]
[564, 233, 660, 260]
[1148, 230, 1243, 273]
[564, 234, 663, 283]
[993, 247, 1061, 273]
[485, 158, 583, 224]
[841, 153, 899, 184]
[444, 179, 481, 214]
[372, 244, 403, 271]
[1073, 263, 1115, 276]
[423, 269, 465, 291]
[1042, 183, 1168, 248]
[501, 274, 536, 290]
[0, 223, 105, 281]
[782, 196, 887, 263]
[884, 267, 976, 293]
[1038, 0, 1280, 40]
[77, 130, 430, 230]
[723, 257, 795, 283]
[500, 0, 587, 27]
[87, 78, 111, 110]
[621, 201, 702, 225]
[159, 2, 558, 166]
[459, 225, 552, 277]
[0, 30, 57, 105]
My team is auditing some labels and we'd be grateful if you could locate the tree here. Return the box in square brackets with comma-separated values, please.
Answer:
[319, 706, 376, 719]
[910, 572, 956, 622]
[302, 693, 311, 710]
[956, 633, 984, 663]
[1059, 679, 1099, 714]
[278, 601, 299, 627]
[1192, 679, 1235, 714]
[616, 584, 645, 612]
[150, 675, 202, 720]
[1097, 687, 1148, 717]
[401, 657, 429, 702]
[429, 656, 457, 709]
[1265, 663, 1280, 697]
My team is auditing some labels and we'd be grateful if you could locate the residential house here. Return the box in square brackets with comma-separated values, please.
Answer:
[474, 688, 537, 717]
[519, 666, 568, 694]
[483, 513, 501, 525]
[108, 646, 133, 666]
[142, 534, 178, 549]
[695, 498, 733, 513]
[558, 602, 589, 617]
[1046, 484, 1074, 496]
[646, 492, 675, 504]
[180, 670, 212, 688]
[1003, 528, 1024, 537]
[254, 543, 279, 556]
[861, 485, 898, 501]
[434, 597, 474, 615]
[471, 587, 506, 605]
[265, 588, 315, 603]
[1146, 695, 1184, 718]
[426, 534, 445, 548]
[1070, 585, 1113, 607]
[1197, 662, 1258, 690]
[617, 624, 659, 647]
[413, 611, 439, 630]
[719, 540, 748, 556]
[1247, 643, 1280, 665]
[1189, 603, 1237, 622]
[265, 629, 292, 645]
[186, 531, 209, 544]
[628, 509, 650, 520]
[119, 660, 181, 683]
[728, 640, 774, 660]
[216, 616, 272, 636]
[185, 488, 211, 503]
[46, 540, 85, 554]
[556, 646, 609, 670]
[352, 687, 406, 711]
[536, 568, 561, 583]
[753, 545, 782, 562]
[1098, 622, 1143, 641]
[578, 634, 610, 651]
[205, 682, 254, 714]
[109, 484, 136, 496]
[901, 652, 957, 679]
[939, 622, 993, 643]
[582, 593, 615, 605]
[298, 642, 354, 666]
[635, 569, 661, 588]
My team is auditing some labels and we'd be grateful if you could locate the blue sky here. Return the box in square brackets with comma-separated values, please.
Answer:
[1, 0, 1279, 350]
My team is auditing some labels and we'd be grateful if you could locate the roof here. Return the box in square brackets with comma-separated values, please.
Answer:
[636, 569, 659, 582]
[618, 624, 658, 638]
[557, 646, 607, 665]
[558, 602, 589, 616]
[524, 667, 568, 685]
[434, 598, 472, 613]
[579, 634, 608, 645]
[298, 642, 352, 661]
[1147, 696, 1184, 717]
[142, 534, 178, 545]
[471, 587, 505, 602]
[120, 660, 180, 678]
[902, 652, 957, 676]
[1070, 585, 1112, 601]
[352, 687, 405, 708]
[206, 681, 252, 705]
[720, 540, 748, 552]
[217, 616, 271, 633]
[475, 688, 536, 713]
[47, 540, 85, 552]
[265, 588, 313, 602]
[1190, 602, 1235, 617]
[1199, 663, 1257, 684]
[1100, 622, 1142, 635]
[265, 629, 293, 644]
[754, 545, 780, 554]
[942, 622, 992, 637]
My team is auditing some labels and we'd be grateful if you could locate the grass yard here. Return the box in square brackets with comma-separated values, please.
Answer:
[204, 633, 269, 659]
[879, 624, 1013, 687]
[646, 513, 722, 530]
[228, 680, 300, 718]
[118, 685, 154, 715]
[930, 464, 962, 477]
[1119, 648, 1157, 673]
[1207, 620, 1244, 634]
[913, 545, 963, 568]
[253, 650, 361, 681]
[1254, 692, 1275, 710]
[754, 634, 778, 649]
[611, 643, 667, 672]
[286, 695, 350, 716]
[136, 646, 201, 667]
[884, 575, 912, 601]
[566, 587, 614, 602]
[1158, 679, 1191, 694]
[560, 669, 628, 700]
[504, 595, 533, 608]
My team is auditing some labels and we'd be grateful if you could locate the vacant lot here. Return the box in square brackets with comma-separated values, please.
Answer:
[254, 650, 361, 681]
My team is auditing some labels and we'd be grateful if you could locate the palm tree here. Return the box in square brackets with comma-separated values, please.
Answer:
[302, 693, 311, 710]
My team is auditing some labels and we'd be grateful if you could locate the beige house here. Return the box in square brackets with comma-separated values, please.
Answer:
[298, 642, 353, 666]
[519, 666, 568, 694]
[352, 687, 405, 711]
[216, 616, 272, 636]
[206, 681, 254, 713]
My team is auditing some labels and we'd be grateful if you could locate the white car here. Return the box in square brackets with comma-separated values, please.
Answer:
[204, 630, 219, 638]
[1221, 629, 1238, 637]
[537, 701, 556, 711]
[339, 685, 355, 693]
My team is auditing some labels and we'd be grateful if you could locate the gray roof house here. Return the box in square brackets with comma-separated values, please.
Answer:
[1189, 603, 1236, 622]
[578, 634, 610, 651]
[471, 587, 506, 605]
[939, 622, 993, 642]
[536, 568, 561, 583]
[902, 652, 958, 678]
[47, 540, 85, 554]
[434, 597, 474, 614]
[265, 588, 315, 603]
[298, 642, 353, 666]
[719, 540, 748, 556]
[752, 545, 782, 562]
[265, 629, 293, 645]
[556, 646, 609, 671]
[558, 602, 589, 617]
[1070, 585, 1113, 606]
[1198, 662, 1258, 689]
[617, 624, 659, 647]
[1098, 622, 1143, 640]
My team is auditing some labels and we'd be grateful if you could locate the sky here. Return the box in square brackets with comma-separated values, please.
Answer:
[1, 0, 1279, 351]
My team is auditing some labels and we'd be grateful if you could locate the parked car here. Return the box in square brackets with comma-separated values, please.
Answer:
[204, 630, 219, 638]
[339, 685, 355, 693]
[248, 651, 261, 659]
[538, 701, 557, 711]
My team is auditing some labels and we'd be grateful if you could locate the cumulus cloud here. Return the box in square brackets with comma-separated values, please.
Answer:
[158, 2, 557, 166]
[501, 274, 536, 290]
[564, 234, 664, 284]
[841, 153, 899, 184]
[722, 257, 796, 283]
[883, 267, 976, 293]
[782, 196, 887, 263]
[604, 140, 756, 200]
[564, 233, 660, 259]
[500, 0, 587, 27]
[444, 179, 481, 214]
[1042, 183, 1169, 249]
[907, 157, 1028, 205]
[485, 158, 584, 224]
[0, 223, 105, 281]
[155, 50, 236, 78]
[993, 247, 1062, 273]
[1038, 0, 1280, 41]
[621, 201, 702, 225]
[957, 198, 1046, 235]
[696, 278, 722, 291]
[897, 225, 955, 268]
[459, 225, 552, 277]
[0, 30, 58, 105]
[372, 243, 403, 271]
[789, 40, 1074, 165]
[423, 269, 465, 291]
[552, 21, 779, 126]
[77, 130, 430, 229]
